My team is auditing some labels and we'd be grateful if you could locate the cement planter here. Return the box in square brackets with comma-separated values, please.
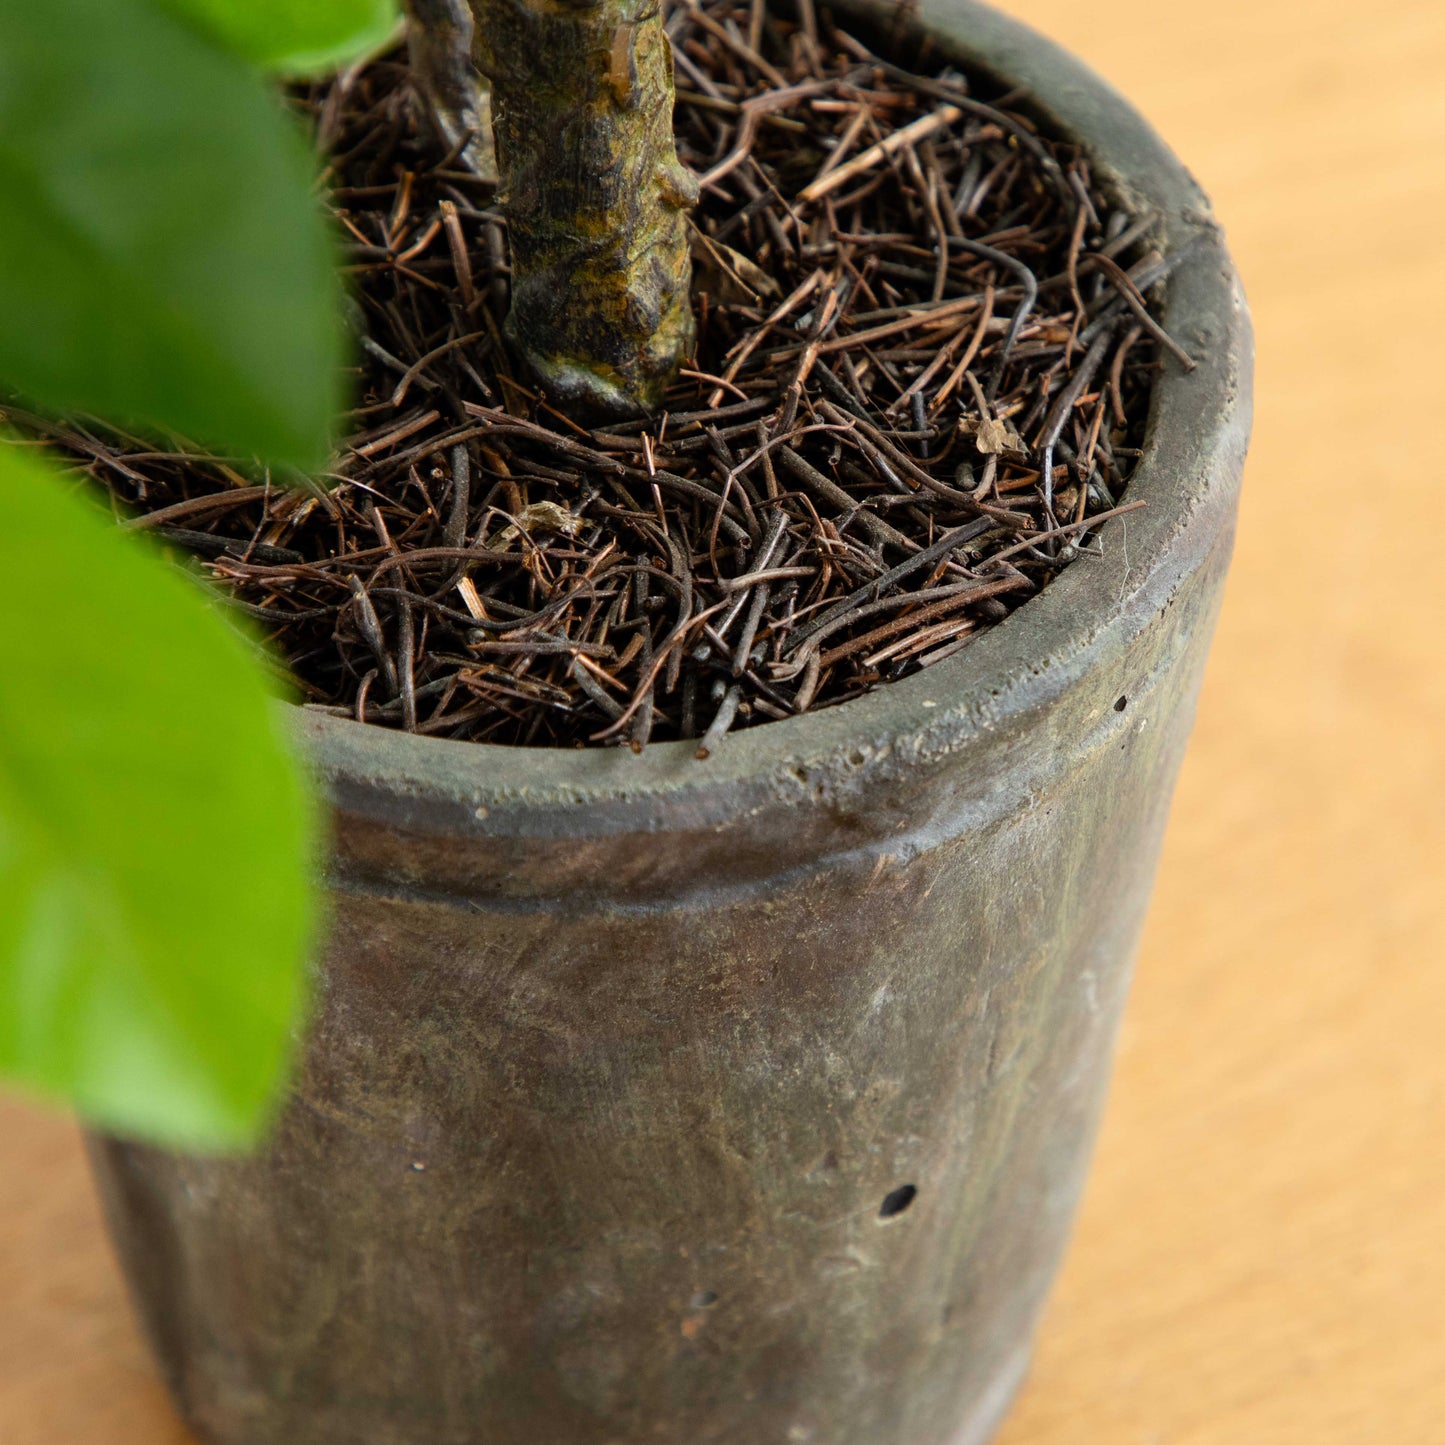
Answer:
[86, 3, 1252, 1442]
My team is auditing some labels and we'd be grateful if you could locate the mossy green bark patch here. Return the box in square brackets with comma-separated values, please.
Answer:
[471, 0, 696, 415]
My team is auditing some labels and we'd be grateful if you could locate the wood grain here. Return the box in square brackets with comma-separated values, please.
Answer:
[3, 2, 1443, 1440]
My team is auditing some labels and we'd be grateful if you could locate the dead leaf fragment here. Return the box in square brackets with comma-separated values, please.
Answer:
[690, 228, 781, 303]
[490, 501, 584, 547]
[972, 415, 1025, 456]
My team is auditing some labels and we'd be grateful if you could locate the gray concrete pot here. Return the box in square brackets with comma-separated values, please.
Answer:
[86, 4, 1252, 1443]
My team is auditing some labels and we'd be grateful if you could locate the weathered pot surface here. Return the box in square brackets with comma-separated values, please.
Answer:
[87, 3, 1253, 1443]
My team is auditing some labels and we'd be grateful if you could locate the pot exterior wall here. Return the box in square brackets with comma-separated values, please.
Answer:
[85, 1, 1252, 1440]
[87, 530, 1231, 1445]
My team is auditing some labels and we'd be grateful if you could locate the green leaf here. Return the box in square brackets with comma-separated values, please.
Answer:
[157, 0, 401, 75]
[0, 0, 345, 471]
[0, 442, 320, 1150]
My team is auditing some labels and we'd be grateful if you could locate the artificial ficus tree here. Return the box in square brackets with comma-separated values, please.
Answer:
[412, 0, 698, 415]
[0, 0, 695, 1147]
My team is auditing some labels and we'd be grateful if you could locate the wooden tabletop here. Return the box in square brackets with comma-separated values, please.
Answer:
[4, 2, 1443, 1441]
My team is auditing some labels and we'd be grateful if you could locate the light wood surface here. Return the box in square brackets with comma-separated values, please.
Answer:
[4, 2, 1443, 1440]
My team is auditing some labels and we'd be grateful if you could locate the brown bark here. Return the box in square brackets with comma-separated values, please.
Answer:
[405, 0, 498, 182]
[468, 0, 697, 416]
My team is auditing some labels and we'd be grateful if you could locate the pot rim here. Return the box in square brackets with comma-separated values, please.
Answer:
[293, 0, 1252, 841]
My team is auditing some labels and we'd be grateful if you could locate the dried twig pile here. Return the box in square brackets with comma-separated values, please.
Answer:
[23, 3, 1187, 752]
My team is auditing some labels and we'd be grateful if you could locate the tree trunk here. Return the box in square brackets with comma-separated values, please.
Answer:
[405, 0, 497, 182]
[468, 0, 697, 416]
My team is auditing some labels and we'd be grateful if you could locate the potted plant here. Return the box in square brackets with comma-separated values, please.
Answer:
[1, 1, 1252, 1443]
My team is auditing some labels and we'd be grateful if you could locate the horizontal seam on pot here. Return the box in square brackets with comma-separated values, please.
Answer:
[319, 681, 1192, 917]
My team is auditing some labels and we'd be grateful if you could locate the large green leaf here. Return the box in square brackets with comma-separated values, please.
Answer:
[158, 0, 401, 75]
[0, 0, 344, 471]
[0, 443, 319, 1150]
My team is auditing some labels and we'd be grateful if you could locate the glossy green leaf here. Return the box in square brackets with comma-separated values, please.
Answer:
[157, 0, 401, 75]
[0, 0, 344, 471]
[0, 443, 319, 1149]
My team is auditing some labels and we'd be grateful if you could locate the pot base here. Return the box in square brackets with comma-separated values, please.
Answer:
[165, 1355, 1033, 1445]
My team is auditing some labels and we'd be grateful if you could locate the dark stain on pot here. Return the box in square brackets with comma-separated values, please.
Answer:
[879, 1184, 918, 1219]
